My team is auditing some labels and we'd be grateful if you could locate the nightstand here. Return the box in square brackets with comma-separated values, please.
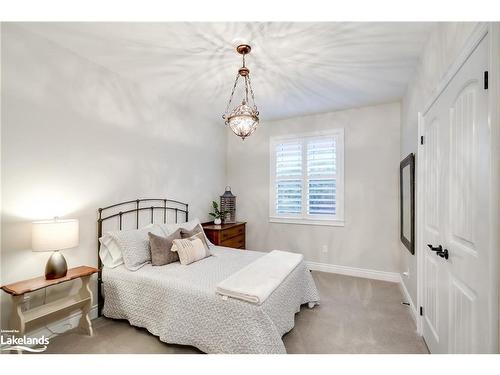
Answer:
[1, 266, 99, 340]
[202, 222, 246, 249]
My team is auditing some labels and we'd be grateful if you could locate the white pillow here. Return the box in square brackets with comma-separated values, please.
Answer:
[99, 234, 124, 268]
[171, 236, 211, 265]
[159, 217, 199, 234]
[99, 224, 164, 270]
[159, 218, 212, 246]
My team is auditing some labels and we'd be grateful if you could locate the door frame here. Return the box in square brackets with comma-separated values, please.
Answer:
[415, 22, 500, 352]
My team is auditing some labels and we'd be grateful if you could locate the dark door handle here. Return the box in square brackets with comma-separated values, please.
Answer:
[436, 249, 449, 259]
[427, 244, 443, 252]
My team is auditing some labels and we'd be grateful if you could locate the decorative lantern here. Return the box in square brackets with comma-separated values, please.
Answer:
[220, 186, 236, 223]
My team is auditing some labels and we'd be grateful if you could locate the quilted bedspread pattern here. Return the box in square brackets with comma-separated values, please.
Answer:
[102, 246, 320, 354]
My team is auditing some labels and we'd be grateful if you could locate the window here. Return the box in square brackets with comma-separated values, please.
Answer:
[270, 129, 344, 226]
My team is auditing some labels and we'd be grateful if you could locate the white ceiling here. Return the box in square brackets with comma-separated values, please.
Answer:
[21, 22, 434, 121]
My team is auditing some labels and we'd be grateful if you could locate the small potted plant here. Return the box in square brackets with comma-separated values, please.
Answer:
[209, 201, 228, 225]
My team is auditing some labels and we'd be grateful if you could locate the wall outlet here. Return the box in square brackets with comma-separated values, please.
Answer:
[321, 245, 328, 254]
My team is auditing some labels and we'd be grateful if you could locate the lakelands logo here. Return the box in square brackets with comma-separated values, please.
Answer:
[1, 330, 49, 353]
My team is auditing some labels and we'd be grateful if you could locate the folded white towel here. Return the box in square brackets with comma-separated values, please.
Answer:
[216, 250, 303, 305]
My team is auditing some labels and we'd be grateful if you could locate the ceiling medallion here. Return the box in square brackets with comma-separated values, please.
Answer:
[222, 44, 260, 140]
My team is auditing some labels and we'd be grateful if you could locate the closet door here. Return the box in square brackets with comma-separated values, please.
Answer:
[443, 33, 490, 353]
[421, 34, 492, 353]
[422, 91, 449, 354]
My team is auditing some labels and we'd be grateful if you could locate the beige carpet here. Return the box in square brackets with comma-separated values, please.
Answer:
[42, 271, 428, 354]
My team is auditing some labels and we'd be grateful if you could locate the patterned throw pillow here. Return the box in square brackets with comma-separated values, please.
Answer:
[180, 224, 210, 248]
[107, 224, 164, 271]
[148, 228, 181, 266]
[171, 233, 211, 265]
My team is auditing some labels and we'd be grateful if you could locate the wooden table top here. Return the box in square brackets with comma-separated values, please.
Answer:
[201, 222, 246, 231]
[1, 266, 99, 296]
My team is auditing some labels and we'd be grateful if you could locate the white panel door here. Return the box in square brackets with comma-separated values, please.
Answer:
[422, 95, 449, 354]
[421, 34, 492, 353]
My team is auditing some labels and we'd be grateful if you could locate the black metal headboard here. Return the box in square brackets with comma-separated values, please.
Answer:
[97, 198, 189, 315]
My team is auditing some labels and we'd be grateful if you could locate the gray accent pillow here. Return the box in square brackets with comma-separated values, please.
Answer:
[148, 228, 182, 266]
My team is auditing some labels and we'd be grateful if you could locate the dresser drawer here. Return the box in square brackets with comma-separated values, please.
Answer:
[202, 222, 246, 250]
[220, 224, 245, 242]
[220, 235, 245, 249]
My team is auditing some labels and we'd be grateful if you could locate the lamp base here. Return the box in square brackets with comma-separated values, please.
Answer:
[45, 251, 68, 280]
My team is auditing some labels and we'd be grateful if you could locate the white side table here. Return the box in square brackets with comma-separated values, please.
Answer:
[1, 266, 98, 352]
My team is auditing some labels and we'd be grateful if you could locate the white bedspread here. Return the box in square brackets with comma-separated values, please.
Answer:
[216, 250, 303, 305]
[102, 246, 319, 354]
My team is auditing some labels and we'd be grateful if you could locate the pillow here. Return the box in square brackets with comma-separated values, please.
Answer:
[104, 224, 164, 271]
[159, 218, 212, 246]
[159, 218, 199, 234]
[180, 224, 210, 249]
[99, 233, 124, 268]
[99, 238, 123, 268]
[171, 233, 211, 265]
[148, 228, 181, 266]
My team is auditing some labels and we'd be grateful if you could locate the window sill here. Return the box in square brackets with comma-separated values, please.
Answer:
[269, 217, 345, 227]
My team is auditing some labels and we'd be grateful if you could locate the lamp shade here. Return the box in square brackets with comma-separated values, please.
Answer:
[226, 102, 259, 140]
[32, 218, 79, 252]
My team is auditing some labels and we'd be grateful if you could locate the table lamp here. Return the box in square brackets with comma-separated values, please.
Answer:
[32, 218, 79, 280]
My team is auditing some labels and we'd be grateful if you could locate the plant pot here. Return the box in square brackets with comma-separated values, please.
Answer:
[214, 218, 222, 225]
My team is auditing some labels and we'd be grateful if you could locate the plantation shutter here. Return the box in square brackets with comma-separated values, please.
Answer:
[275, 141, 302, 215]
[271, 129, 343, 224]
[306, 136, 336, 215]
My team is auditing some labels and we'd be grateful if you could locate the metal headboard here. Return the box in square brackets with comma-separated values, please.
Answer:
[97, 198, 189, 316]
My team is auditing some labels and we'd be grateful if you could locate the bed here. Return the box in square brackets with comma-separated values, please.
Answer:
[97, 198, 320, 354]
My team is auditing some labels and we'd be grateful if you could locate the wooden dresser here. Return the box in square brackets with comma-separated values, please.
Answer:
[202, 222, 246, 249]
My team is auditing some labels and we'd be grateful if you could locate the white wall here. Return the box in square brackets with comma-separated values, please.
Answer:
[2, 21, 478, 336]
[0, 24, 226, 329]
[226, 102, 401, 273]
[399, 23, 478, 306]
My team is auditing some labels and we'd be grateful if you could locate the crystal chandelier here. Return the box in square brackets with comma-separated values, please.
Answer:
[222, 44, 259, 140]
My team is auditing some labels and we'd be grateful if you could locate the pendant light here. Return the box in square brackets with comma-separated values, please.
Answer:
[222, 44, 260, 140]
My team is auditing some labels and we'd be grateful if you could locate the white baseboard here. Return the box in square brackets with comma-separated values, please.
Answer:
[307, 261, 400, 283]
[307, 261, 421, 332]
[399, 276, 419, 327]
[27, 304, 99, 340]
